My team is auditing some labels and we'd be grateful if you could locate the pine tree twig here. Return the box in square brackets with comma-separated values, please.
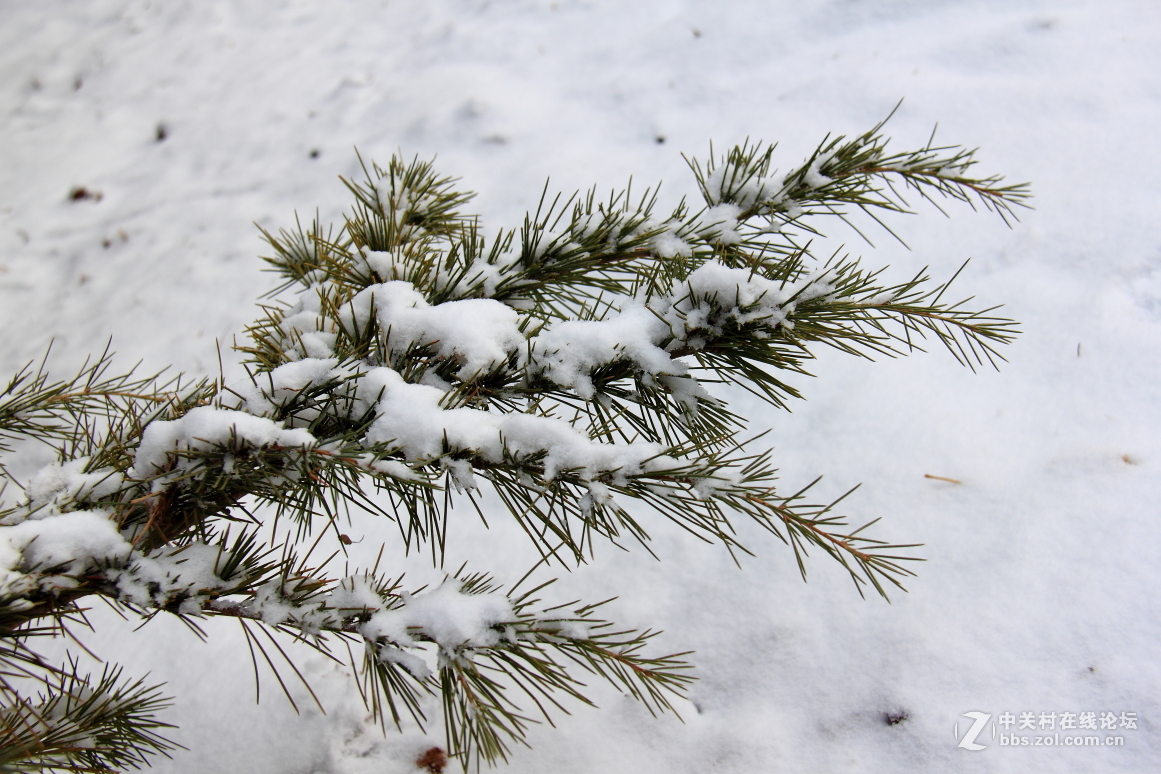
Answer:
[0, 119, 1026, 769]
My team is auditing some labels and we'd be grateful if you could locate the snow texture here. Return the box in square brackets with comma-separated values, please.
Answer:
[669, 259, 834, 338]
[232, 357, 342, 418]
[2, 1, 1160, 773]
[360, 581, 513, 654]
[111, 542, 232, 614]
[357, 365, 676, 482]
[23, 458, 125, 513]
[0, 510, 129, 599]
[530, 303, 682, 398]
[341, 281, 524, 379]
[131, 406, 317, 481]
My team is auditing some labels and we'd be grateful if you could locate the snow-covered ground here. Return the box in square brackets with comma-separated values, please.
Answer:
[2, 0, 1160, 771]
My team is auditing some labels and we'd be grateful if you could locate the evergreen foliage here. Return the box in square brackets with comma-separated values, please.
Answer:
[0, 118, 1027, 771]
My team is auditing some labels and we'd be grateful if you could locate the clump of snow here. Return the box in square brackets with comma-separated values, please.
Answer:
[453, 258, 508, 297]
[529, 303, 684, 398]
[360, 580, 513, 654]
[374, 184, 436, 240]
[361, 250, 408, 281]
[683, 260, 790, 311]
[231, 357, 342, 418]
[634, 216, 694, 259]
[666, 259, 833, 342]
[0, 510, 130, 599]
[704, 165, 776, 210]
[862, 288, 900, 306]
[247, 579, 308, 627]
[276, 289, 338, 360]
[242, 575, 379, 640]
[361, 248, 515, 300]
[23, 458, 124, 513]
[569, 211, 601, 239]
[698, 203, 744, 245]
[440, 457, 478, 492]
[801, 150, 836, 189]
[131, 406, 317, 481]
[359, 366, 678, 482]
[650, 228, 693, 259]
[376, 644, 433, 679]
[658, 374, 718, 415]
[110, 542, 231, 613]
[326, 574, 386, 613]
[0, 539, 25, 600]
[532, 618, 591, 641]
[355, 453, 422, 482]
[340, 281, 525, 379]
[245, 574, 389, 638]
[530, 224, 587, 262]
[238, 574, 526, 678]
[701, 149, 838, 223]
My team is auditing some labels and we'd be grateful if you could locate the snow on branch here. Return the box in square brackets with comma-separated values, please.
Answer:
[0, 120, 1026, 770]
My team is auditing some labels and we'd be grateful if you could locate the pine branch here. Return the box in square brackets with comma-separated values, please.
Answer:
[0, 663, 178, 773]
[0, 118, 1027, 769]
[0, 346, 171, 457]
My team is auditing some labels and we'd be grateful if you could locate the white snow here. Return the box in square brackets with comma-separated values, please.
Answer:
[231, 357, 342, 417]
[111, 542, 232, 612]
[2, 1, 1160, 773]
[698, 203, 745, 244]
[358, 365, 677, 482]
[0, 509, 129, 598]
[360, 580, 514, 654]
[530, 303, 682, 398]
[239, 573, 518, 677]
[801, 150, 836, 189]
[662, 259, 834, 341]
[355, 454, 422, 483]
[23, 458, 125, 514]
[649, 227, 693, 259]
[131, 406, 317, 481]
[657, 374, 718, 416]
[277, 290, 338, 361]
[704, 164, 776, 210]
[341, 281, 524, 379]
